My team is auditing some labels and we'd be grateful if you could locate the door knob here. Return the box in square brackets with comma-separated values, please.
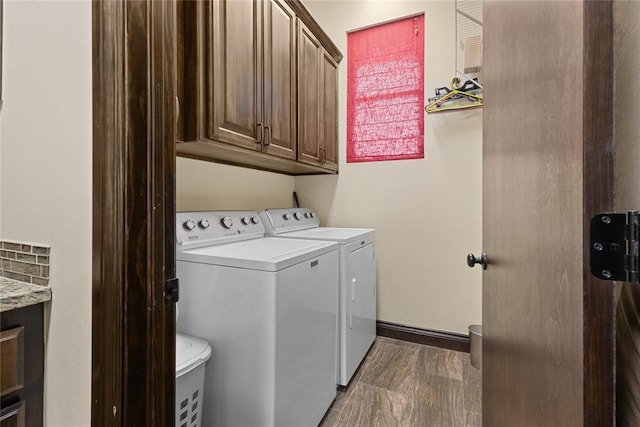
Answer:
[467, 252, 488, 270]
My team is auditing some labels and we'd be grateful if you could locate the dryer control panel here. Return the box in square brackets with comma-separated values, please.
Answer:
[259, 208, 321, 235]
[176, 211, 265, 250]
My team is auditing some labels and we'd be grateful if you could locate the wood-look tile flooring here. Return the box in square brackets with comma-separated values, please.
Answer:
[320, 336, 482, 427]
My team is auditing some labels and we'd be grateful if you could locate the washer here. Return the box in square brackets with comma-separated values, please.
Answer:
[176, 211, 339, 427]
[259, 208, 376, 386]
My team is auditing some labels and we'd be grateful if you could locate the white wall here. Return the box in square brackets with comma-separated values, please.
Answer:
[1, 2, 92, 426]
[296, 0, 482, 334]
[177, 158, 295, 211]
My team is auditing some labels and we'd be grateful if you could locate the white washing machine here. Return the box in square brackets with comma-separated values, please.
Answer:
[259, 208, 376, 386]
[176, 211, 339, 427]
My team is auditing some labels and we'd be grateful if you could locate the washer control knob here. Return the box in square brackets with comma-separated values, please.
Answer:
[283, 213, 292, 220]
[183, 219, 197, 231]
[251, 216, 260, 224]
[198, 219, 210, 229]
[309, 212, 315, 218]
[221, 216, 233, 229]
[294, 212, 303, 220]
[304, 212, 310, 218]
[241, 216, 251, 225]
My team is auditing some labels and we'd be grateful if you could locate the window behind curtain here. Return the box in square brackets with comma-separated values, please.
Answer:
[347, 14, 425, 163]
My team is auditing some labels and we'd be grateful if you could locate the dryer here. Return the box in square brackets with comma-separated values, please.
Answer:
[176, 211, 339, 427]
[259, 208, 376, 386]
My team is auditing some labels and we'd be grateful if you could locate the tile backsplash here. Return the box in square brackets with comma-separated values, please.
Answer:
[0, 240, 51, 286]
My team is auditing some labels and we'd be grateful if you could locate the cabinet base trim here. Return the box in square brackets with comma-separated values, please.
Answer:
[377, 321, 470, 353]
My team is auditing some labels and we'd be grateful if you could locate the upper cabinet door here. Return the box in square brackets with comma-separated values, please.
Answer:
[297, 22, 322, 167]
[262, 0, 297, 160]
[322, 51, 338, 171]
[208, 0, 263, 150]
[297, 22, 339, 171]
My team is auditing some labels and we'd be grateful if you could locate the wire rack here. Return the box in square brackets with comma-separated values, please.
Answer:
[456, 0, 483, 84]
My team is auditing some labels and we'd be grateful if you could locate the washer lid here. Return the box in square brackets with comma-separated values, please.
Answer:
[176, 333, 212, 377]
[176, 237, 338, 271]
[277, 227, 375, 245]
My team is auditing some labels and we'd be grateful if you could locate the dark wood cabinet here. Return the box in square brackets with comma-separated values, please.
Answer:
[206, 0, 262, 150]
[0, 401, 25, 427]
[262, 0, 297, 159]
[0, 327, 24, 397]
[297, 22, 321, 167]
[204, 0, 296, 159]
[0, 304, 44, 427]
[322, 52, 339, 170]
[178, 0, 342, 175]
[297, 22, 338, 171]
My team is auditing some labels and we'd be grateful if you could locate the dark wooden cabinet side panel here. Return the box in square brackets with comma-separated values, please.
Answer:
[92, 1, 125, 424]
[582, 1, 615, 426]
[156, 0, 178, 421]
[123, 1, 152, 420]
[322, 51, 338, 171]
[93, 0, 177, 425]
[263, 0, 297, 160]
[0, 304, 44, 427]
[208, 0, 261, 149]
[123, 1, 177, 424]
[297, 23, 322, 166]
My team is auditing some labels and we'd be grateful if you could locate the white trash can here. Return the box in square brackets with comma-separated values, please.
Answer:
[176, 333, 212, 427]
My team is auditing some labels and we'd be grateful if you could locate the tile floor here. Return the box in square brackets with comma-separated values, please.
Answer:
[320, 336, 482, 427]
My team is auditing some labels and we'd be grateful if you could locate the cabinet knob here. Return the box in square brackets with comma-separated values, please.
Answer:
[467, 252, 488, 270]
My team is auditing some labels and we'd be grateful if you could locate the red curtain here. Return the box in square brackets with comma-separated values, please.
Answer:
[347, 15, 425, 163]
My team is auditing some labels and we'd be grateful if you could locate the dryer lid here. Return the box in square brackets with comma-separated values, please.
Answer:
[273, 227, 375, 245]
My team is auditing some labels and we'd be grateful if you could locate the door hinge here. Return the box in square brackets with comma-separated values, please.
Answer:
[590, 211, 640, 283]
[165, 278, 180, 304]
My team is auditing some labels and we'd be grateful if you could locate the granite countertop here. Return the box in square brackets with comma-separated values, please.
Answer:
[0, 277, 52, 312]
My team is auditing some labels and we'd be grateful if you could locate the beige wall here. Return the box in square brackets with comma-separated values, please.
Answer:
[1, 2, 92, 426]
[177, 158, 295, 211]
[296, 0, 482, 334]
[0, 2, 479, 425]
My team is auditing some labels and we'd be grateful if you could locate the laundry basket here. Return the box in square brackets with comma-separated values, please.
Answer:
[176, 333, 212, 427]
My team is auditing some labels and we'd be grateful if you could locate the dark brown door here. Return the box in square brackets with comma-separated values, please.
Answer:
[321, 50, 338, 171]
[92, 1, 177, 425]
[297, 21, 323, 167]
[209, 0, 263, 149]
[263, 0, 297, 159]
[481, 1, 614, 426]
